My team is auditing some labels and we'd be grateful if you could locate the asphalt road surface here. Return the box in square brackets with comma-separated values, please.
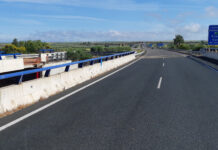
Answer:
[1, 48, 218, 150]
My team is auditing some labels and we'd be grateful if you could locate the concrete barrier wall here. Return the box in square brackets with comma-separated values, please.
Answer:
[0, 59, 24, 73]
[0, 54, 135, 114]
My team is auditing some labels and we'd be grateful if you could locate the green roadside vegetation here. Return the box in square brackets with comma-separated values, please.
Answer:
[136, 49, 144, 53]
[66, 46, 132, 61]
[0, 39, 135, 61]
[149, 35, 208, 51]
[171, 35, 207, 51]
[50, 42, 136, 61]
[1, 38, 51, 54]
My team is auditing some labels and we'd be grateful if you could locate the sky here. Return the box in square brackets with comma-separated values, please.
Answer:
[0, 0, 217, 42]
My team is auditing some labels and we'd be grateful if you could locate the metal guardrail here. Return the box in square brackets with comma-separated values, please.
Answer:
[0, 51, 135, 84]
[0, 53, 21, 60]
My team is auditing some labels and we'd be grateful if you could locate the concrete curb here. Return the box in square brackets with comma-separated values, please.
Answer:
[135, 50, 146, 57]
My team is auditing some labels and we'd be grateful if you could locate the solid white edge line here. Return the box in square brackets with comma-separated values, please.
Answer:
[0, 58, 141, 132]
[157, 77, 163, 89]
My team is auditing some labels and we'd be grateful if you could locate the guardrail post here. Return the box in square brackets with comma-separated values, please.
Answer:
[45, 70, 51, 77]
[100, 58, 103, 67]
[36, 72, 40, 79]
[17, 75, 23, 84]
[65, 65, 70, 72]
[90, 61, 94, 65]
[78, 63, 83, 68]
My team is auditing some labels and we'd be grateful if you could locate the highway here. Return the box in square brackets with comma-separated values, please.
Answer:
[1, 48, 218, 149]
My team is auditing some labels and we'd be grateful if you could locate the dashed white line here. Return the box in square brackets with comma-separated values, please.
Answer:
[157, 77, 163, 89]
[163, 63, 165, 67]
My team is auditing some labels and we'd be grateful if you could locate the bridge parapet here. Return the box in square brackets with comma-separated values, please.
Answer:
[0, 51, 136, 115]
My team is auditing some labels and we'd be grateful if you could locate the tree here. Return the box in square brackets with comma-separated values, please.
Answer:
[2, 44, 26, 53]
[5, 39, 50, 54]
[67, 50, 92, 61]
[3, 44, 17, 53]
[12, 38, 18, 47]
[178, 43, 190, 50]
[104, 46, 131, 52]
[16, 46, 26, 53]
[18, 41, 25, 47]
[104, 43, 110, 47]
[192, 43, 207, 51]
[23, 40, 51, 53]
[91, 46, 104, 54]
[174, 35, 184, 47]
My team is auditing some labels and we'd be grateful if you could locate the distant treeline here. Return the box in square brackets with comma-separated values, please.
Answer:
[1, 39, 132, 61]
[90, 46, 131, 54]
[167, 43, 207, 51]
[2, 38, 50, 54]
[151, 35, 208, 51]
[66, 46, 132, 61]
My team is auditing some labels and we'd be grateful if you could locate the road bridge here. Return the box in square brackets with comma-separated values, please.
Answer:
[0, 49, 218, 150]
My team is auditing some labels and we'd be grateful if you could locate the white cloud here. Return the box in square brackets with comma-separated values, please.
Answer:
[1, 0, 159, 11]
[0, 35, 13, 42]
[27, 14, 106, 21]
[183, 23, 201, 33]
[108, 30, 122, 37]
[1, 27, 208, 42]
[22, 30, 174, 42]
[174, 23, 207, 40]
[205, 6, 218, 17]
[0, 18, 41, 25]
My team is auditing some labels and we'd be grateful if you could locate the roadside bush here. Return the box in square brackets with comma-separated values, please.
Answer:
[5, 39, 51, 54]
[24, 40, 50, 53]
[67, 50, 92, 61]
[90, 46, 104, 53]
[192, 44, 207, 51]
[16, 46, 26, 53]
[167, 43, 176, 49]
[187, 43, 207, 51]
[104, 46, 131, 52]
[178, 44, 191, 50]
[2, 44, 26, 53]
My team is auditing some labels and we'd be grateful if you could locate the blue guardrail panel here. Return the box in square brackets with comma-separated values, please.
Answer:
[0, 51, 135, 83]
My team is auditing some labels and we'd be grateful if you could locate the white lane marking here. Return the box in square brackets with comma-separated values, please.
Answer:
[163, 63, 165, 67]
[0, 58, 141, 132]
[157, 77, 163, 89]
